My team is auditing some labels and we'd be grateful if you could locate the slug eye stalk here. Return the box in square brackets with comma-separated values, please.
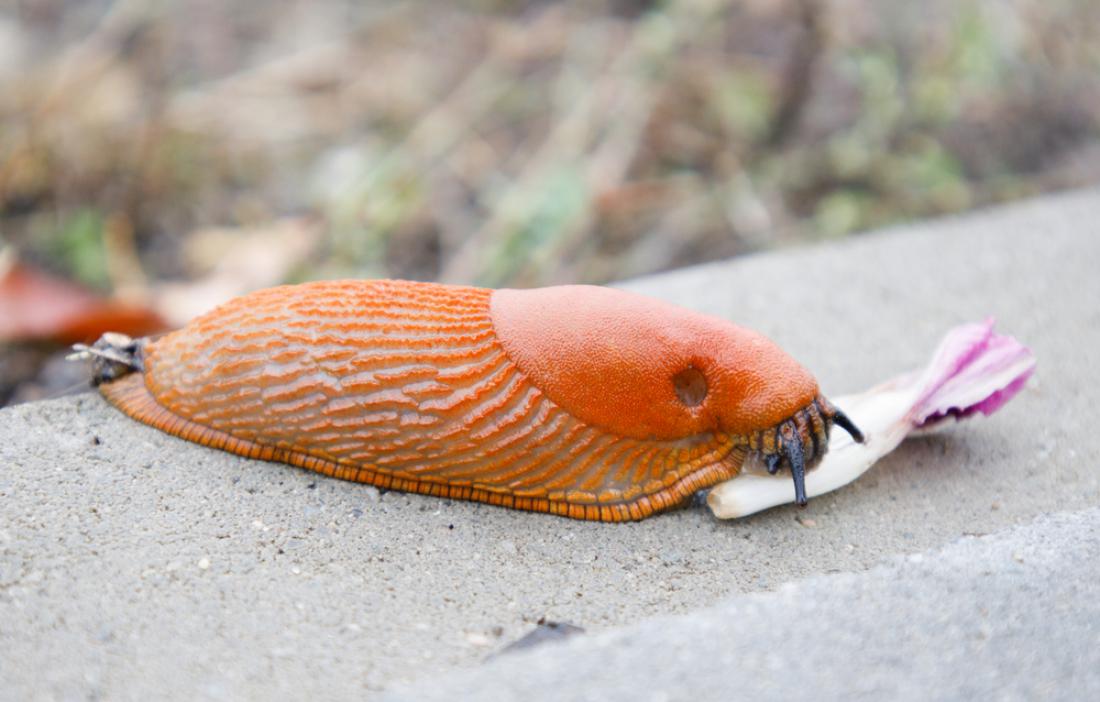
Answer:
[831, 408, 865, 444]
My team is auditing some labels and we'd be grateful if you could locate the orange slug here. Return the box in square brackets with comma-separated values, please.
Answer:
[82, 279, 862, 522]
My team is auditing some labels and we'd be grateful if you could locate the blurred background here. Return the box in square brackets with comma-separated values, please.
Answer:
[2, 0, 1099, 405]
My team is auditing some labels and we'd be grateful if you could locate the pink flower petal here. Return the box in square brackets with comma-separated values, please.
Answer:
[912, 319, 1036, 429]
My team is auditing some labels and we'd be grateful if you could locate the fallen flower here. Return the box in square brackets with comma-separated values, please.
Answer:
[0, 250, 165, 345]
[707, 319, 1036, 519]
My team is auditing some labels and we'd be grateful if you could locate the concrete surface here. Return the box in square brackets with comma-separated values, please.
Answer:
[2, 187, 1098, 700]
[385, 506, 1100, 702]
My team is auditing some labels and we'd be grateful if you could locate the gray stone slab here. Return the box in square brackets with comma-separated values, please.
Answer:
[1, 188, 1098, 700]
[386, 506, 1100, 702]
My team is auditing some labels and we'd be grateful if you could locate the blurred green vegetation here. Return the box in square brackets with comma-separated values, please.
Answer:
[2, 0, 1099, 291]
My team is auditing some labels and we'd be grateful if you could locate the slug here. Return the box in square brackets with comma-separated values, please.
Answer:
[80, 280, 862, 522]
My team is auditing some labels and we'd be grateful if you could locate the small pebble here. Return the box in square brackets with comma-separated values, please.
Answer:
[465, 632, 491, 647]
[660, 550, 684, 566]
[197, 557, 211, 570]
[495, 620, 585, 656]
[363, 671, 386, 691]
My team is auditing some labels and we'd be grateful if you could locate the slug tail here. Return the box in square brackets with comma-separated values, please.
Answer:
[69, 333, 146, 385]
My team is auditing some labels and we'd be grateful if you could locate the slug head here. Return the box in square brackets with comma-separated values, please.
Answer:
[491, 286, 868, 506]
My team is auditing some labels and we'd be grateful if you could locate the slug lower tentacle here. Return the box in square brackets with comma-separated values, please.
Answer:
[85, 280, 862, 522]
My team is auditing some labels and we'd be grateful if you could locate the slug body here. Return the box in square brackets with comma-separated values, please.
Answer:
[93, 280, 860, 522]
